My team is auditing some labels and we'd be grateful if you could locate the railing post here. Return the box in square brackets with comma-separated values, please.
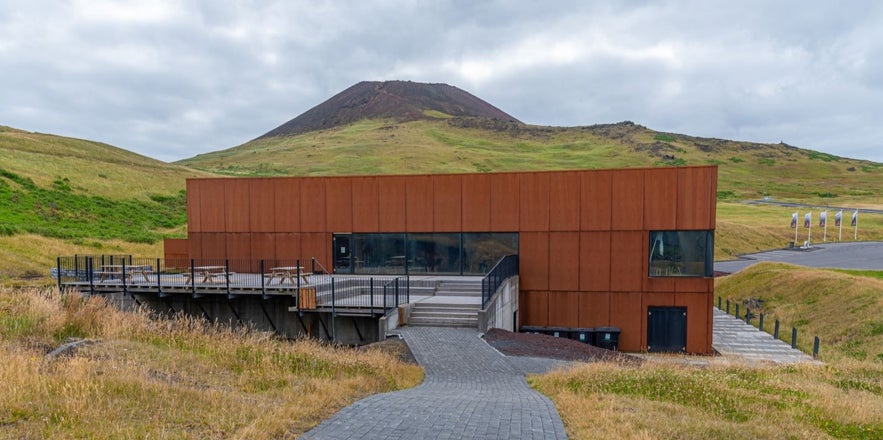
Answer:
[395, 278, 400, 306]
[156, 258, 162, 292]
[296, 259, 301, 291]
[369, 278, 374, 316]
[260, 259, 266, 298]
[774, 319, 780, 339]
[745, 307, 751, 324]
[726, 299, 730, 314]
[759, 313, 764, 332]
[56, 257, 63, 290]
[88, 257, 95, 295]
[122, 259, 128, 297]
[813, 336, 820, 359]
[331, 277, 336, 342]
[224, 259, 231, 297]
[791, 327, 798, 349]
[190, 258, 196, 297]
[735, 303, 740, 320]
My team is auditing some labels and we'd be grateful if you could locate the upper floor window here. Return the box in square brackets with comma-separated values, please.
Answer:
[649, 230, 714, 277]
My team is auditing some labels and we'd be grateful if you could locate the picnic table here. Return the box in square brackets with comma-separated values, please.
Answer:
[183, 266, 234, 284]
[265, 266, 311, 285]
[95, 265, 153, 283]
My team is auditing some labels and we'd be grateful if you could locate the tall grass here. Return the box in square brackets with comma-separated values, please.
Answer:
[0, 287, 423, 438]
[531, 361, 883, 439]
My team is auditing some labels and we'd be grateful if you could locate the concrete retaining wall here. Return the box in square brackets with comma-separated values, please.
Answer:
[478, 276, 519, 333]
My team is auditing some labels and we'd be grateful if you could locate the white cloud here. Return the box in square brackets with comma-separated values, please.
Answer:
[0, 0, 880, 162]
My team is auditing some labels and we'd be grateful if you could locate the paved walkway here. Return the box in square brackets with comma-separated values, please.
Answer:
[712, 308, 816, 364]
[715, 241, 883, 273]
[301, 326, 568, 440]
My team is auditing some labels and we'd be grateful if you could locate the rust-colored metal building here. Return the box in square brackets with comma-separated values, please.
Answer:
[171, 165, 717, 353]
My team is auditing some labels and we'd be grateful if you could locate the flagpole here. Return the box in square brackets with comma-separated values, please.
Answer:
[839, 215, 842, 241]
[821, 211, 827, 242]
[854, 210, 858, 240]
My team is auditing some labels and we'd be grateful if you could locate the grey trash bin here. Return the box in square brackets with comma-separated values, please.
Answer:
[570, 328, 595, 344]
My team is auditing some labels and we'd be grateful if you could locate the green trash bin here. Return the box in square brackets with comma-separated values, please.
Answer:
[594, 326, 620, 350]
[548, 326, 570, 338]
[570, 328, 595, 344]
[520, 325, 546, 335]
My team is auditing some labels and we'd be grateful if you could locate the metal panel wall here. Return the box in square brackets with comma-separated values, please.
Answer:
[611, 169, 644, 231]
[274, 178, 300, 232]
[609, 231, 644, 292]
[225, 180, 250, 233]
[300, 178, 326, 232]
[249, 179, 276, 232]
[675, 292, 712, 353]
[186, 180, 202, 233]
[519, 172, 550, 231]
[250, 232, 276, 260]
[549, 171, 580, 231]
[518, 232, 549, 290]
[490, 173, 519, 231]
[461, 173, 491, 231]
[578, 292, 610, 327]
[378, 176, 406, 231]
[548, 232, 579, 291]
[433, 174, 462, 232]
[519, 291, 549, 326]
[325, 177, 353, 233]
[352, 176, 380, 232]
[405, 175, 433, 232]
[275, 233, 301, 260]
[580, 170, 612, 231]
[199, 180, 226, 232]
[579, 231, 611, 291]
[609, 292, 643, 351]
[644, 168, 678, 230]
[677, 167, 717, 229]
[548, 292, 579, 328]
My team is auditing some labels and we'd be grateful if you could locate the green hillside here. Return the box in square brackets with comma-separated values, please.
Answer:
[178, 118, 883, 204]
[0, 126, 214, 281]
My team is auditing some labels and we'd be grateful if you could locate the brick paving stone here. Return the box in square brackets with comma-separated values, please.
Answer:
[301, 326, 568, 439]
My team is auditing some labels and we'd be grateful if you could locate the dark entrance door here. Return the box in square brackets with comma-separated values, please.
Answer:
[332, 234, 352, 274]
[647, 306, 687, 352]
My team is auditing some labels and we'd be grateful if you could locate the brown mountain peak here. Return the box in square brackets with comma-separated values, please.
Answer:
[258, 80, 521, 138]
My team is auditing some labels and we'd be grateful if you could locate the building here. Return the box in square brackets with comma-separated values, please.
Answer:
[168, 165, 717, 353]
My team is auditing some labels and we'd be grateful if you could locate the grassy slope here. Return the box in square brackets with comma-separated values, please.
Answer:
[0, 126, 208, 200]
[0, 287, 423, 438]
[178, 118, 883, 203]
[0, 126, 212, 280]
[715, 262, 883, 362]
[533, 263, 883, 439]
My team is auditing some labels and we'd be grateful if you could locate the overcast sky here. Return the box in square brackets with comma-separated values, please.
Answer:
[1, 0, 881, 163]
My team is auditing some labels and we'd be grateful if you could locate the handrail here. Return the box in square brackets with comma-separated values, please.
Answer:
[481, 255, 518, 308]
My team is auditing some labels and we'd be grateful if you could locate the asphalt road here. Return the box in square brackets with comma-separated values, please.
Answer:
[714, 241, 883, 273]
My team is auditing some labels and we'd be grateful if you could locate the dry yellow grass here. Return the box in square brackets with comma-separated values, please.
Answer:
[0, 287, 423, 438]
[531, 361, 883, 440]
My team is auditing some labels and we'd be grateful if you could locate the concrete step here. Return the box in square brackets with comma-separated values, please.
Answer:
[408, 316, 478, 327]
[410, 310, 477, 319]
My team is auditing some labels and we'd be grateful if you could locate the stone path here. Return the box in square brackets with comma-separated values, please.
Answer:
[712, 308, 816, 364]
[301, 326, 568, 440]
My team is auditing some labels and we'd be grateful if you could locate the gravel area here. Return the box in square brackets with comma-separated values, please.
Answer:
[483, 328, 642, 365]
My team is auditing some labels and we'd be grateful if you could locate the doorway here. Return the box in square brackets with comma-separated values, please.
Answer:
[647, 306, 687, 352]
[333, 234, 352, 274]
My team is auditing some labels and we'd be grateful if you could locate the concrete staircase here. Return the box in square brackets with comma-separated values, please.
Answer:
[407, 278, 483, 328]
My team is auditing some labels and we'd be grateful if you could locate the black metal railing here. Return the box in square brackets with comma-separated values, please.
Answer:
[717, 296, 820, 359]
[481, 254, 518, 308]
[55, 256, 427, 316]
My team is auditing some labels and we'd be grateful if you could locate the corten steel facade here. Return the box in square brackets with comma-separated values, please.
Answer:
[173, 165, 717, 353]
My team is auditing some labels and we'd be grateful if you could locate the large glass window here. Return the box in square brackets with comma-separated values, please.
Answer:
[336, 232, 518, 275]
[648, 230, 714, 277]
